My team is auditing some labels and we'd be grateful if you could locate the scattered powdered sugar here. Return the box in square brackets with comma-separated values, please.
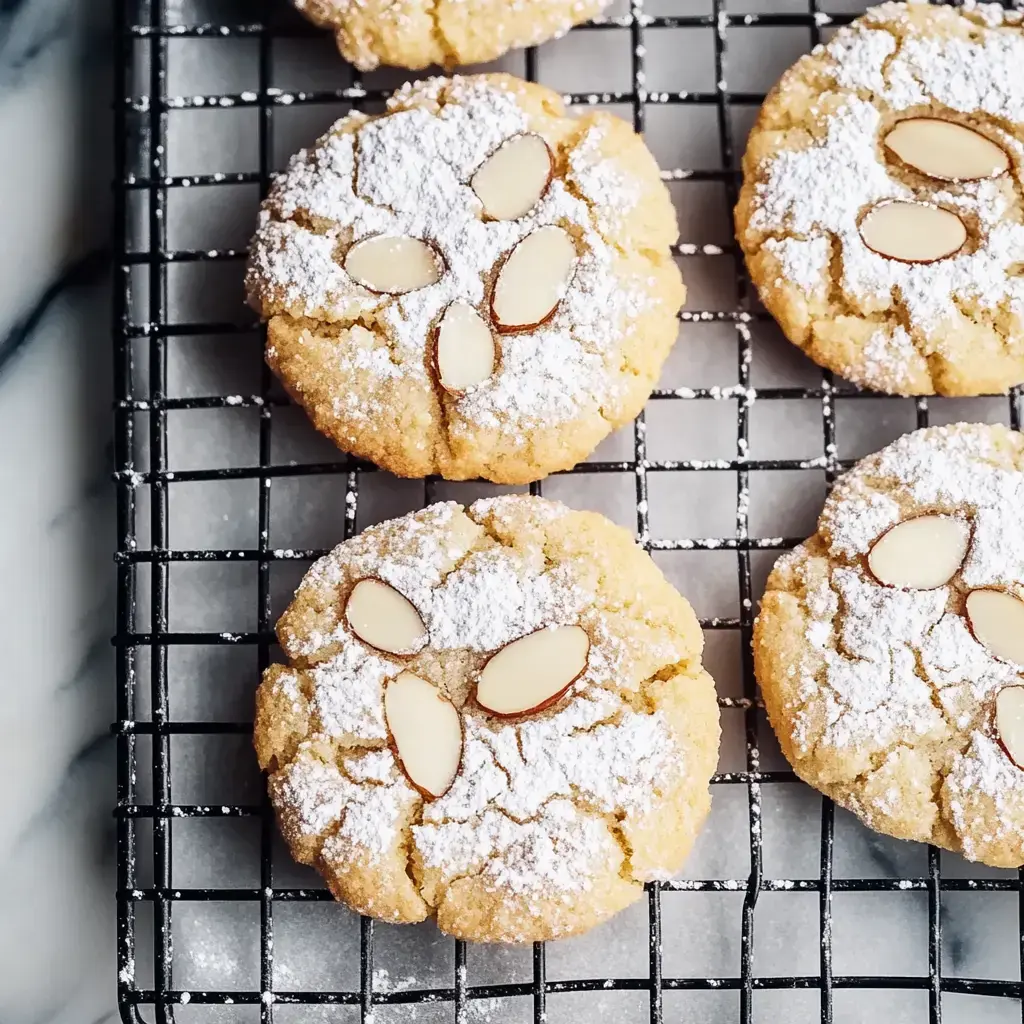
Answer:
[823, 424, 1024, 578]
[796, 568, 947, 753]
[853, 325, 927, 393]
[372, 968, 418, 993]
[310, 643, 397, 742]
[269, 497, 691, 898]
[748, 3, 1024, 354]
[270, 669, 306, 715]
[414, 799, 619, 896]
[299, 501, 595, 659]
[945, 733, 1024, 859]
[919, 612, 1019, 725]
[249, 75, 651, 434]
[293, 0, 602, 72]
[865, 425, 1024, 589]
[760, 235, 831, 297]
[423, 692, 677, 829]
[277, 747, 417, 857]
[272, 756, 351, 837]
[427, 549, 585, 651]
[822, 482, 902, 561]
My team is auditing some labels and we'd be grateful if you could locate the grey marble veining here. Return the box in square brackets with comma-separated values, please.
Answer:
[0, 3, 114, 1023]
[2, 0, 1022, 1021]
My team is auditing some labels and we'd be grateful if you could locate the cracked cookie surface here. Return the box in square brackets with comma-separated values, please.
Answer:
[294, 0, 608, 71]
[255, 495, 719, 942]
[246, 74, 684, 485]
[736, 2, 1024, 396]
[754, 423, 1024, 867]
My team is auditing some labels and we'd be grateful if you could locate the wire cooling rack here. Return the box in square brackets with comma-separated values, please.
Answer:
[113, 0, 1024, 1021]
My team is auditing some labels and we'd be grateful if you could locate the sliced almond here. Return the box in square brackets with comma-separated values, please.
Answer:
[491, 226, 576, 333]
[966, 589, 1024, 666]
[884, 119, 1009, 182]
[345, 578, 427, 656]
[997, 686, 1024, 768]
[859, 201, 967, 264]
[866, 515, 970, 590]
[471, 133, 554, 221]
[433, 303, 496, 394]
[344, 236, 441, 294]
[476, 625, 590, 717]
[384, 671, 462, 799]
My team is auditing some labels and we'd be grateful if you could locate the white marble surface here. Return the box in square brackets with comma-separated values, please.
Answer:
[3, 0, 1023, 1021]
[0, 2, 114, 1022]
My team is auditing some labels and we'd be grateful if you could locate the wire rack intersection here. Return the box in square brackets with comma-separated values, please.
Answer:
[113, 0, 1024, 1021]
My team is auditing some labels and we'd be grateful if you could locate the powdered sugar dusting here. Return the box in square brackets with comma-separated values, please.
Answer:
[795, 567, 947, 754]
[310, 644, 396, 741]
[414, 799, 619, 896]
[854, 325, 926, 392]
[272, 756, 350, 837]
[249, 75, 653, 435]
[945, 733, 1024, 859]
[760, 235, 831, 297]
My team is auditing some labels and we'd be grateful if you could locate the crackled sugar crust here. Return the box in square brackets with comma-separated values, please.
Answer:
[255, 496, 719, 942]
[736, 2, 1024, 397]
[754, 424, 1024, 867]
[246, 74, 684, 485]
[295, 0, 608, 70]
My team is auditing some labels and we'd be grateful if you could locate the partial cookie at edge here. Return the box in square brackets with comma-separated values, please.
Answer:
[754, 423, 1024, 866]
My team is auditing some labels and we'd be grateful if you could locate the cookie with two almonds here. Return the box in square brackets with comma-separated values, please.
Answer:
[737, 1, 1024, 396]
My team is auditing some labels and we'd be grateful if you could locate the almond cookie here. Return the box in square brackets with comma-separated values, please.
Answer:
[736, 2, 1024, 396]
[246, 74, 684, 484]
[293, 0, 608, 71]
[255, 496, 719, 942]
[754, 423, 1024, 867]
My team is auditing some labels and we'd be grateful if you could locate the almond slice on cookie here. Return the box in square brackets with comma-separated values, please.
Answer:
[346, 578, 427, 655]
[472, 134, 554, 221]
[477, 625, 590, 716]
[491, 226, 577, 333]
[385, 671, 463, 798]
[866, 515, 970, 590]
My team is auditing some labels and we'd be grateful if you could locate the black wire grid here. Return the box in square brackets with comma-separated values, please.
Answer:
[113, 0, 1024, 1020]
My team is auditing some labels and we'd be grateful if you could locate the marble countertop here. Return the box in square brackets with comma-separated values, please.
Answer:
[2, 1, 1022, 1022]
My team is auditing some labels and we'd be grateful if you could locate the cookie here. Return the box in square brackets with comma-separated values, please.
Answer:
[736, 2, 1024, 396]
[754, 423, 1024, 867]
[246, 74, 684, 485]
[255, 496, 720, 942]
[293, 0, 607, 71]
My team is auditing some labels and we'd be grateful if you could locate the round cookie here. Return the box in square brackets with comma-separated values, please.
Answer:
[754, 423, 1024, 867]
[246, 74, 684, 484]
[255, 496, 720, 942]
[736, 2, 1024, 396]
[293, 0, 608, 71]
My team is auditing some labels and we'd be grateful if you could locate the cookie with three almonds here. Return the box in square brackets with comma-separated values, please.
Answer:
[293, 0, 609, 71]
[255, 495, 720, 942]
[736, 1, 1024, 396]
[754, 423, 1024, 867]
[246, 73, 684, 484]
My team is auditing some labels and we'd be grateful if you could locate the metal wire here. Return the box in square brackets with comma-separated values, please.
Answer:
[113, 0, 1024, 1021]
